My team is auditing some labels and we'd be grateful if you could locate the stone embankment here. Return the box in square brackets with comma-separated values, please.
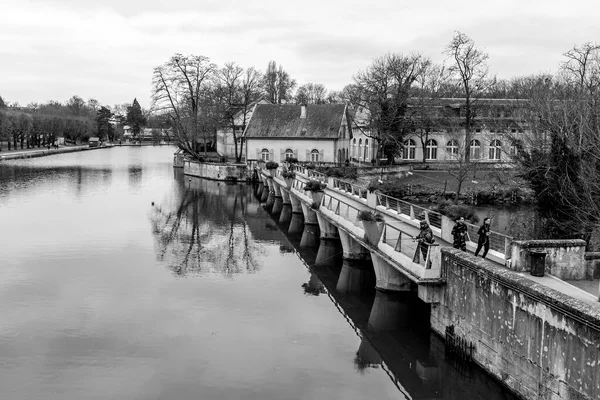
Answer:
[0, 145, 107, 161]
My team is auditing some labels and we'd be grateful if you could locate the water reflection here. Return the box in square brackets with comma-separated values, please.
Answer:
[315, 239, 342, 266]
[288, 212, 304, 235]
[300, 224, 319, 248]
[336, 260, 373, 294]
[278, 204, 292, 225]
[150, 176, 264, 276]
[271, 197, 283, 217]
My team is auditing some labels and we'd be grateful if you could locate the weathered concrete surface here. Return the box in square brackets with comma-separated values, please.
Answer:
[184, 160, 248, 181]
[173, 153, 185, 168]
[338, 230, 370, 261]
[432, 248, 600, 400]
[585, 252, 600, 280]
[510, 239, 588, 280]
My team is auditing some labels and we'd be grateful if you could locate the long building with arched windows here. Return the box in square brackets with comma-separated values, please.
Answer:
[348, 98, 535, 165]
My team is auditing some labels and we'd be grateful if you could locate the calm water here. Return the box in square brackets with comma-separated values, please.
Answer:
[0, 147, 517, 400]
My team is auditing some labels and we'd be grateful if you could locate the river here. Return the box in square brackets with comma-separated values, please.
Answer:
[0, 146, 518, 399]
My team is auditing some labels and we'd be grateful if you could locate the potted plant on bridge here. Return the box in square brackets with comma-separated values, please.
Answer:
[282, 169, 296, 189]
[265, 161, 279, 178]
[303, 179, 327, 209]
[357, 210, 385, 245]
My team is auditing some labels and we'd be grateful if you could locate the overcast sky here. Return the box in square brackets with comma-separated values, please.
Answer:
[1, 0, 599, 109]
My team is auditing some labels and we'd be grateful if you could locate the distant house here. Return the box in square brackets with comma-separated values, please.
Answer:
[216, 98, 270, 159]
[122, 126, 172, 143]
[244, 104, 351, 163]
[88, 137, 100, 147]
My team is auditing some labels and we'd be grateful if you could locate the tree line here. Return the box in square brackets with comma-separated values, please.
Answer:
[0, 95, 153, 151]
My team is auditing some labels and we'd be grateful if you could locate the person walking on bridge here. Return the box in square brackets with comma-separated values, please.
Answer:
[451, 216, 468, 251]
[475, 217, 491, 259]
[413, 220, 435, 263]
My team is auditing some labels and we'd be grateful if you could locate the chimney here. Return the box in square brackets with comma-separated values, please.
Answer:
[300, 104, 307, 118]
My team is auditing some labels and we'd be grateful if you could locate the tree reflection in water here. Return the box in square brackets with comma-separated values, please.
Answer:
[150, 176, 265, 276]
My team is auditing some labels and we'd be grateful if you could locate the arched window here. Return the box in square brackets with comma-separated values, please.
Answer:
[352, 138, 357, 158]
[403, 139, 415, 160]
[489, 140, 502, 160]
[425, 139, 438, 160]
[285, 149, 294, 160]
[310, 149, 320, 162]
[337, 149, 342, 163]
[469, 140, 481, 159]
[364, 139, 369, 160]
[261, 148, 270, 161]
[358, 139, 363, 160]
[446, 139, 459, 157]
[510, 140, 523, 157]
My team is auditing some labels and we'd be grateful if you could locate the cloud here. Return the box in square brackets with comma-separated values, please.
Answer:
[2, 0, 600, 107]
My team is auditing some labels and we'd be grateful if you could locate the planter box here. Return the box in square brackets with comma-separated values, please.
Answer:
[362, 220, 384, 245]
[309, 190, 324, 208]
[284, 177, 293, 189]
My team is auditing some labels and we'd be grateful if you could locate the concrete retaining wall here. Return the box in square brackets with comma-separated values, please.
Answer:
[431, 249, 600, 400]
[509, 239, 588, 280]
[183, 160, 248, 181]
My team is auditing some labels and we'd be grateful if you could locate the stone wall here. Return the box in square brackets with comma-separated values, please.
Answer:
[173, 154, 184, 168]
[431, 249, 600, 400]
[509, 239, 588, 280]
[183, 160, 248, 181]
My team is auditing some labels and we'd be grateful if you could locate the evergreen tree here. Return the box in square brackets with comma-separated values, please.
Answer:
[95, 106, 113, 140]
[126, 98, 147, 138]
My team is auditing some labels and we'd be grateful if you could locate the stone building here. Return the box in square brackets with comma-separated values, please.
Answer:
[348, 98, 533, 165]
[244, 103, 351, 163]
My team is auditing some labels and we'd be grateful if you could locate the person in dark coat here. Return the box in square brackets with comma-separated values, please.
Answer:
[451, 216, 468, 251]
[475, 217, 491, 258]
[413, 220, 435, 262]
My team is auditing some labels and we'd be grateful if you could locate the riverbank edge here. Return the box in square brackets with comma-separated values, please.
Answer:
[0, 146, 109, 161]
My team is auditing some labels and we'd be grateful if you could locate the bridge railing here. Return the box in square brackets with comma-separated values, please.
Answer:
[381, 223, 439, 269]
[465, 222, 513, 255]
[375, 192, 443, 229]
[332, 178, 368, 200]
[321, 193, 363, 228]
[289, 165, 328, 182]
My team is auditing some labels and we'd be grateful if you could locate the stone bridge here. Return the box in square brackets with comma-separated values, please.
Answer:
[248, 163, 600, 400]
[258, 165, 513, 304]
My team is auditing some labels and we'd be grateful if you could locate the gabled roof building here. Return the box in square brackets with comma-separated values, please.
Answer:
[244, 104, 351, 163]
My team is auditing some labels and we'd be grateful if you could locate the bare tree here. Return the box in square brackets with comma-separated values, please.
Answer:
[263, 61, 296, 104]
[511, 47, 600, 244]
[351, 53, 430, 162]
[410, 62, 449, 162]
[445, 31, 494, 163]
[295, 83, 328, 104]
[152, 54, 216, 159]
[216, 62, 263, 162]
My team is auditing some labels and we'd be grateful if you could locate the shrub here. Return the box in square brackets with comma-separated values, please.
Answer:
[434, 200, 479, 223]
[357, 210, 384, 222]
[377, 180, 408, 198]
[315, 166, 358, 180]
[286, 157, 298, 164]
[282, 170, 296, 179]
[303, 180, 327, 191]
[306, 163, 316, 170]
[265, 161, 279, 170]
